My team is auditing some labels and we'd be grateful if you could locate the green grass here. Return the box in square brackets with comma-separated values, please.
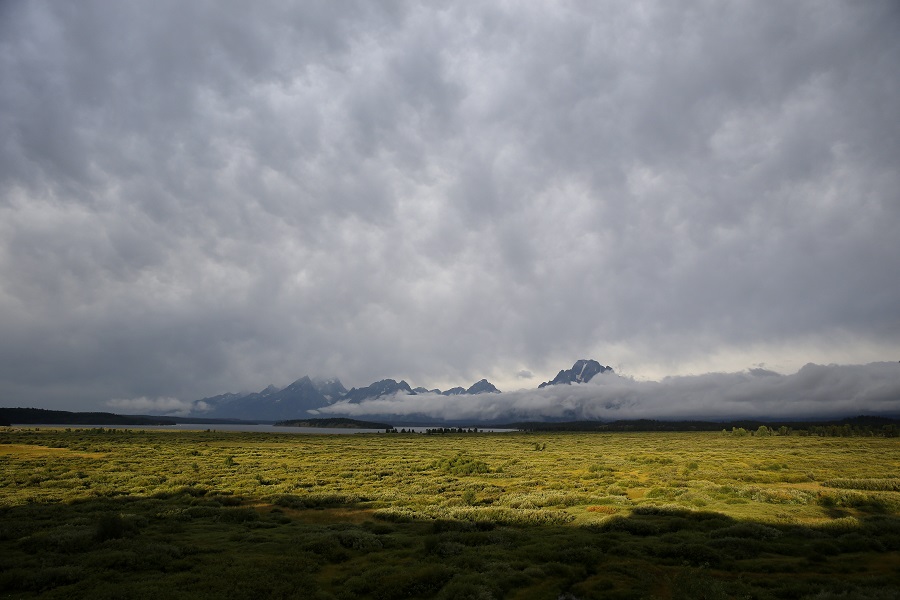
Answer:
[1, 427, 899, 598]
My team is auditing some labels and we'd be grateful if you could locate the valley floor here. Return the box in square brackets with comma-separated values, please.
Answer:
[1, 428, 899, 599]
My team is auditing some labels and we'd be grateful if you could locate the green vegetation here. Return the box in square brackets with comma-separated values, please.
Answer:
[1, 427, 899, 598]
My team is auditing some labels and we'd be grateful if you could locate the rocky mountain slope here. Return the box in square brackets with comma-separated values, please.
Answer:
[538, 359, 613, 388]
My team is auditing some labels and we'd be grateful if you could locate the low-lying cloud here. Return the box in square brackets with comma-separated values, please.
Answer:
[107, 396, 209, 418]
[316, 362, 900, 422]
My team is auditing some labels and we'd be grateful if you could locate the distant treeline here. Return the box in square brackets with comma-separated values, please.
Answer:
[421, 427, 482, 434]
[501, 416, 900, 437]
[0, 407, 176, 427]
[275, 417, 391, 429]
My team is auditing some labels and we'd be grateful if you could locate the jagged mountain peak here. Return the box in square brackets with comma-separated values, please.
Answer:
[203, 374, 328, 420]
[441, 379, 500, 395]
[311, 377, 348, 400]
[344, 379, 416, 403]
[284, 376, 316, 390]
[466, 379, 501, 394]
[538, 359, 613, 388]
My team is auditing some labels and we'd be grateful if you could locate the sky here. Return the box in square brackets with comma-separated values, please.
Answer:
[1, 1, 899, 417]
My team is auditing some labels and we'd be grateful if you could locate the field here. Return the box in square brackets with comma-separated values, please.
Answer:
[1, 427, 899, 599]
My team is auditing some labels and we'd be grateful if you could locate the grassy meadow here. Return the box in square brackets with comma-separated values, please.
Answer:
[1, 427, 899, 599]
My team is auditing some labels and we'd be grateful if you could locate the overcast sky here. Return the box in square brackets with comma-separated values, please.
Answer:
[2, 1, 899, 415]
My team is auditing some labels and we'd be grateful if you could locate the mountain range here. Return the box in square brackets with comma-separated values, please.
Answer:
[195, 360, 611, 421]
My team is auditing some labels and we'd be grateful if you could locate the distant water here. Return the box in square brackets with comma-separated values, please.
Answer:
[20, 423, 516, 434]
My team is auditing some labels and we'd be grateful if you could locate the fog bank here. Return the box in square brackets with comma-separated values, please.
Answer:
[317, 362, 900, 422]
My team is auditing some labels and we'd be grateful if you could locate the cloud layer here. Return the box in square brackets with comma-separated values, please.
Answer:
[1, 2, 899, 410]
[318, 362, 900, 422]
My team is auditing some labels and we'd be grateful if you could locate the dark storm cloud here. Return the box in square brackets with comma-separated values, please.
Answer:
[1, 2, 899, 410]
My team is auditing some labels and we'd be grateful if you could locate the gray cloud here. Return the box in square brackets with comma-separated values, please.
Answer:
[1, 2, 899, 411]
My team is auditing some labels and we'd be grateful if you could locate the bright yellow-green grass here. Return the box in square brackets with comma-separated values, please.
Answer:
[1, 427, 899, 599]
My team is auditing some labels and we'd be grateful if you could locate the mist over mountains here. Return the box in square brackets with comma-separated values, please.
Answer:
[175, 360, 602, 420]
[130, 360, 900, 423]
[319, 362, 900, 423]
[195, 372, 508, 421]
[196, 376, 346, 421]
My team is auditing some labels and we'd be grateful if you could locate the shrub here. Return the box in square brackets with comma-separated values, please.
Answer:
[596, 516, 660, 536]
[208, 493, 242, 506]
[20, 565, 84, 593]
[738, 486, 814, 505]
[273, 494, 305, 509]
[632, 504, 692, 517]
[818, 491, 889, 513]
[860, 515, 900, 536]
[22, 527, 95, 554]
[178, 485, 208, 497]
[219, 507, 259, 523]
[303, 535, 349, 563]
[586, 505, 618, 514]
[272, 492, 361, 509]
[424, 537, 465, 557]
[369, 564, 454, 599]
[655, 543, 723, 567]
[503, 491, 598, 509]
[836, 532, 885, 553]
[445, 506, 575, 526]
[95, 513, 133, 541]
[588, 463, 612, 473]
[709, 522, 781, 540]
[823, 478, 900, 492]
[182, 506, 221, 519]
[436, 576, 495, 600]
[432, 454, 490, 476]
[708, 536, 764, 559]
[817, 517, 860, 534]
[364, 522, 395, 535]
[373, 507, 417, 523]
[336, 530, 383, 552]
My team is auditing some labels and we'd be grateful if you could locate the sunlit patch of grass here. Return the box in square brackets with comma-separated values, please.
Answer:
[0, 444, 106, 459]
